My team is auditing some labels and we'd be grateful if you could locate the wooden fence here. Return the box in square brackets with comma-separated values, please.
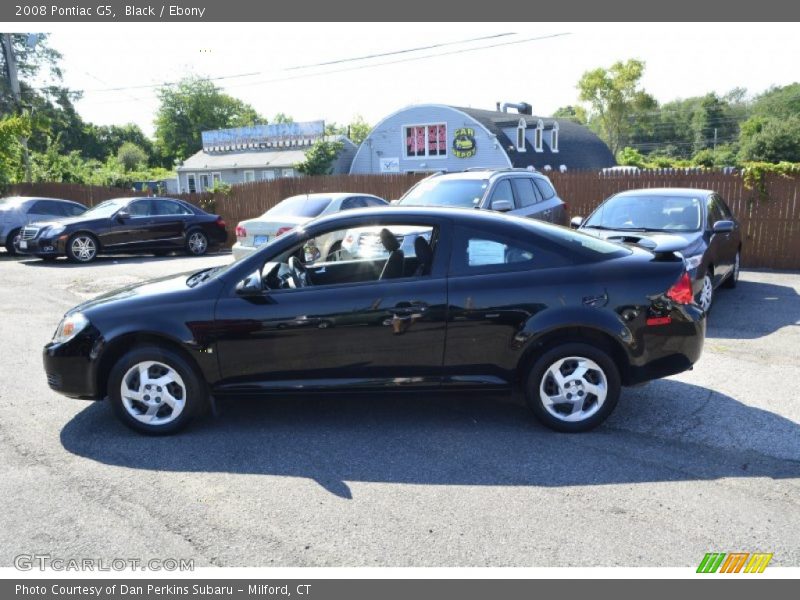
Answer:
[8, 171, 800, 269]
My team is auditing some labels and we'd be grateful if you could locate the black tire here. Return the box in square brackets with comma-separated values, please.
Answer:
[186, 230, 209, 256]
[66, 232, 99, 263]
[722, 251, 740, 289]
[108, 345, 206, 435]
[4, 228, 20, 255]
[695, 271, 714, 313]
[524, 342, 621, 433]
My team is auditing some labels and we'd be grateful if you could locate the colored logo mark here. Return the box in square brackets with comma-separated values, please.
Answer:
[697, 552, 773, 573]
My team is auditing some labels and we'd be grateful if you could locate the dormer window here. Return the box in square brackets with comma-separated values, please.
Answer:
[551, 121, 559, 153]
[534, 119, 544, 152]
[516, 118, 526, 152]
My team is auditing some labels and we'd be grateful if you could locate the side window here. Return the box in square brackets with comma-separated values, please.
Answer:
[64, 203, 86, 216]
[154, 200, 191, 215]
[716, 195, 733, 219]
[533, 178, 556, 200]
[340, 197, 367, 211]
[128, 200, 152, 217]
[511, 178, 539, 208]
[29, 200, 62, 215]
[706, 197, 724, 228]
[364, 197, 387, 207]
[489, 179, 514, 207]
[451, 226, 570, 275]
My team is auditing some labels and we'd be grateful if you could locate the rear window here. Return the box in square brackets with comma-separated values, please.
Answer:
[265, 195, 332, 218]
[516, 219, 631, 260]
[397, 178, 489, 208]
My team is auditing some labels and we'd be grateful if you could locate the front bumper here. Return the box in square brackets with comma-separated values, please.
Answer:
[43, 325, 104, 400]
[17, 234, 67, 257]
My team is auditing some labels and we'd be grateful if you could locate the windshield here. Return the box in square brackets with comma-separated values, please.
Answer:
[397, 178, 489, 208]
[83, 199, 128, 218]
[584, 195, 703, 232]
[263, 196, 332, 219]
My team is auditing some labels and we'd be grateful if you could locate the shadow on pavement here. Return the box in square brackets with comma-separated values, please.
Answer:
[61, 379, 800, 499]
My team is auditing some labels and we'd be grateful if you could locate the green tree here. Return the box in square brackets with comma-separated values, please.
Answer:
[0, 114, 31, 185]
[616, 146, 647, 168]
[578, 59, 657, 155]
[153, 76, 265, 166]
[347, 114, 371, 145]
[272, 112, 294, 124]
[738, 115, 800, 163]
[551, 105, 587, 124]
[295, 139, 344, 175]
[116, 141, 148, 171]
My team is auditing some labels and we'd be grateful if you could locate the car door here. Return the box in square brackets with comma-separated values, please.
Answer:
[705, 195, 732, 283]
[714, 194, 740, 273]
[149, 199, 192, 248]
[103, 199, 156, 249]
[212, 218, 451, 392]
[508, 177, 546, 220]
[484, 178, 516, 214]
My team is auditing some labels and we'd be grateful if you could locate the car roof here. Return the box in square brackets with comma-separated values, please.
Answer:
[426, 169, 543, 181]
[2, 196, 83, 203]
[613, 188, 714, 198]
[284, 192, 383, 200]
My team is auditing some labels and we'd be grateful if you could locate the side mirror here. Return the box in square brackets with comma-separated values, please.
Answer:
[235, 270, 263, 296]
[712, 220, 734, 233]
[570, 216, 584, 229]
[491, 199, 513, 212]
[116, 210, 130, 221]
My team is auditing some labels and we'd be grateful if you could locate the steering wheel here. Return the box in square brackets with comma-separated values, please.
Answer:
[287, 256, 308, 289]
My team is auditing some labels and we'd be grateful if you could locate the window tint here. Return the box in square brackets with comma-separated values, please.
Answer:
[533, 178, 556, 200]
[154, 200, 191, 215]
[29, 200, 64, 215]
[511, 178, 539, 208]
[398, 178, 488, 209]
[363, 197, 388, 207]
[63, 203, 86, 216]
[714, 195, 733, 219]
[340, 197, 367, 210]
[128, 200, 152, 217]
[451, 226, 572, 275]
[706, 196, 725, 228]
[489, 179, 514, 206]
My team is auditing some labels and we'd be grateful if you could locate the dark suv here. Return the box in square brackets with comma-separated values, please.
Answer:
[395, 168, 568, 225]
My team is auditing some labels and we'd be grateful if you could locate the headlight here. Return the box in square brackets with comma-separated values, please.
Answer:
[684, 254, 703, 270]
[46, 225, 66, 237]
[52, 312, 89, 344]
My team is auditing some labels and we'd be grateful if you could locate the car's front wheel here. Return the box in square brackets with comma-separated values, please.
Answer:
[66, 233, 99, 263]
[5, 228, 20, 255]
[525, 342, 621, 432]
[108, 345, 205, 435]
[186, 230, 209, 256]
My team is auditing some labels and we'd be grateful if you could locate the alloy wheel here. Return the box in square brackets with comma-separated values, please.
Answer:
[539, 356, 608, 423]
[120, 361, 187, 426]
[70, 236, 97, 262]
[698, 274, 713, 312]
[188, 232, 208, 255]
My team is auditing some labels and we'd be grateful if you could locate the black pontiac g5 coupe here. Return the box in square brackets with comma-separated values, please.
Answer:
[18, 196, 228, 263]
[43, 207, 705, 434]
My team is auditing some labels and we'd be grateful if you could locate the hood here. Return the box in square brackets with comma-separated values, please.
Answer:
[580, 227, 702, 254]
[68, 270, 207, 316]
[29, 215, 100, 229]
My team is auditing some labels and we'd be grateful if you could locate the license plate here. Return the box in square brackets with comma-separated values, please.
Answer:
[254, 235, 269, 247]
[19, 240, 27, 249]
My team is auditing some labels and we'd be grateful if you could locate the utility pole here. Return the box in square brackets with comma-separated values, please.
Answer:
[713, 127, 718, 152]
[1, 33, 31, 181]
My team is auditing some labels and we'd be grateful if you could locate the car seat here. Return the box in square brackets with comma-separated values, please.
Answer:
[413, 236, 433, 276]
[379, 228, 404, 280]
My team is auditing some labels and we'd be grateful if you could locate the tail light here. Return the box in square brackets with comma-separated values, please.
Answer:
[275, 226, 292, 237]
[216, 216, 226, 228]
[235, 225, 247, 238]
[666, 272, 694, 304]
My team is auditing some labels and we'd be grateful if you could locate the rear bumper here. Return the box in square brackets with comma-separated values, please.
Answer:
[625, 304, 706, 386]
[232, 242, 260, 261]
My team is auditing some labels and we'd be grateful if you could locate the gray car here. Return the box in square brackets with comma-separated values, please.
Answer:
[395, 168, 568, 225]
[0, 196, 87, 255]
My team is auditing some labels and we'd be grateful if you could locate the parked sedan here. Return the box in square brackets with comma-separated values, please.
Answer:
[573, 188, 741, 312]
[232, 193, 388, 261]
[44, 207, 705, 435]
[18, 196, 227, 263]
[0, 196, 86, 255]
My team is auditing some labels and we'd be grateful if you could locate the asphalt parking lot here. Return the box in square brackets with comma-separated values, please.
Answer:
[0, 250, 798, 567]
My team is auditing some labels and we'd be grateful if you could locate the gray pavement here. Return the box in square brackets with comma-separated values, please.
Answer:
[0, 250, 798, 567]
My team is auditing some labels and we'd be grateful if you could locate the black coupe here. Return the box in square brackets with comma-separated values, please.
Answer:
[43, 207, 705, 434]
[18, 196, 228, 263]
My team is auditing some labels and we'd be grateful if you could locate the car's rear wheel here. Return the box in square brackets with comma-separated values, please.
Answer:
[66, 233, 98, 263]
[697, 272, 714, 312]
[108, 345, 205, 435]
[723, 251, 740, 289]
[5, 228, 20, 255]
[525, 342, 620, 432]
[186, 230, 209, 256]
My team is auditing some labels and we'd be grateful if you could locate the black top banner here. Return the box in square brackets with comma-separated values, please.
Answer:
[1, 0, 799, 22]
